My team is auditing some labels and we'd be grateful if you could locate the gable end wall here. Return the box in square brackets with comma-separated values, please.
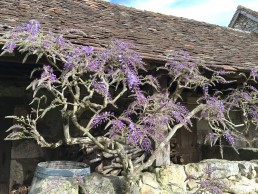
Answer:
[233, 13, 258, 32]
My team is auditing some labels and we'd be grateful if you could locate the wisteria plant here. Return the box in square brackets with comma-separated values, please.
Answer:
[1, 20, 257, 193]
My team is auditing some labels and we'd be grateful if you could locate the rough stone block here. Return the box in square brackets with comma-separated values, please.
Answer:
[228, 183, 258, 194]
[185, 162, 208, 178]
[140, 184, 160, 194]
[186, 179, 198, 190]
[200, 159, 239, 179]
[9, 160, 24, 188]
[238, 161, 256, 179]
[11, 140, 43, 159]
[30, 177, 78, 194]
[81, 172, 126, 194]
[142, 172, 159, 188]
[156, 164, 187, 192]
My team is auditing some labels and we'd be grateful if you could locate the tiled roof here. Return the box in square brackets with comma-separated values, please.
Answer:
[0, 0, 258, 70]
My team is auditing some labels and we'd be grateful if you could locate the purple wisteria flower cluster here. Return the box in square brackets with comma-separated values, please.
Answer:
[197, 179, 224, 194]
[90, 112, 113, 128]
[26, 20, 41, 35]
[204, 132, 219, 147]
[187, 166, 226, 194]
[1, 19, 67, 58]
[108, 117, 154, 151]
[108, 119, 125, 139]
[62, 46, 94, 72]
[10, 19, 41, 41]
[200, 96, 225, 122]
[223, 130, 235, 148]
[250, 68, 258, 80]
[3, 41, 16, 53]
[98, 40, 146, 93]
[41, 65, 57, 84]
[126, 123, 152, 151]
[92, 80, 111, 99]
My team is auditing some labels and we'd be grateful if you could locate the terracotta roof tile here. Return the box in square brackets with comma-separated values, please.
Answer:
[0, 0, 257, 70]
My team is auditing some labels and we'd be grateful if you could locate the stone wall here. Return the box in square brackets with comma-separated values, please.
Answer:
[81, 159, 258, 193]
[140, 159, 258, 194]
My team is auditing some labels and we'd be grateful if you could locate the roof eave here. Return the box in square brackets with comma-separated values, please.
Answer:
[228, 10, 240, 28]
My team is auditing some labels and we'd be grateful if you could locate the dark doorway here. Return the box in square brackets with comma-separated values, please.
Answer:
[176, 115, 199, 164]
[0, 98, 16, 194]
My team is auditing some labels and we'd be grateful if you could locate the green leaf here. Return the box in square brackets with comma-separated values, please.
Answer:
[52, 54, 56, 64]
[5, 115, 19, 119]
[6, 124, 26, 132]
[0, 51, 7, 56]
[219, 138, 224, 159]
[22, 53, 31, 63]
[26, 79, 38, 90]
[36, 53, 44, 63]
[5, 131, 25, 140]
[30, 67, 42, 78]
[19, 45, 29, 53]
[33, 49, 38, 55]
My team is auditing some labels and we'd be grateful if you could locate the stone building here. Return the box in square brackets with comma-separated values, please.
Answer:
[0, 1, 257, 193]
[229, 5, 258, 32]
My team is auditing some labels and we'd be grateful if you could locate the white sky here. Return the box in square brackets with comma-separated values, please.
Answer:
[104, 0, 258, 26]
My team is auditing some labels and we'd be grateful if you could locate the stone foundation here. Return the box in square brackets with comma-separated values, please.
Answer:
[141, 159, 258, 194]
[82, 159, 258, 194]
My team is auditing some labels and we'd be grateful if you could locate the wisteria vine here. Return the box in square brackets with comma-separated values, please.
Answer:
[1, 20, 257, 193]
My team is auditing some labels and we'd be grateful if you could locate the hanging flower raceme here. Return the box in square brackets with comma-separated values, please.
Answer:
[94, 40, 146, 94]
[3, 41, 16, 53]
[223, 130, 235, 148]
[55, 36, 66, 48]
[127, 71, 140, 92]
[249, 105, 258, 124]
[41, 65, 57, 84]
[26, 20, 41, 35]
[250, 68, 258, 80]
[92, 79, 111, 99]
[200, 96, 225, 121]
[204, 132, 219, 147]
[8, 19, 41, 40]
[1, 20, 69, 66]
[108, 119, 125, 139]
[90, 112, 113, 128]
[140, 137, 152, 151]
[125, 123, 152, 151]
[81, 46, 94, 56]
[127, 123, 143, 144]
